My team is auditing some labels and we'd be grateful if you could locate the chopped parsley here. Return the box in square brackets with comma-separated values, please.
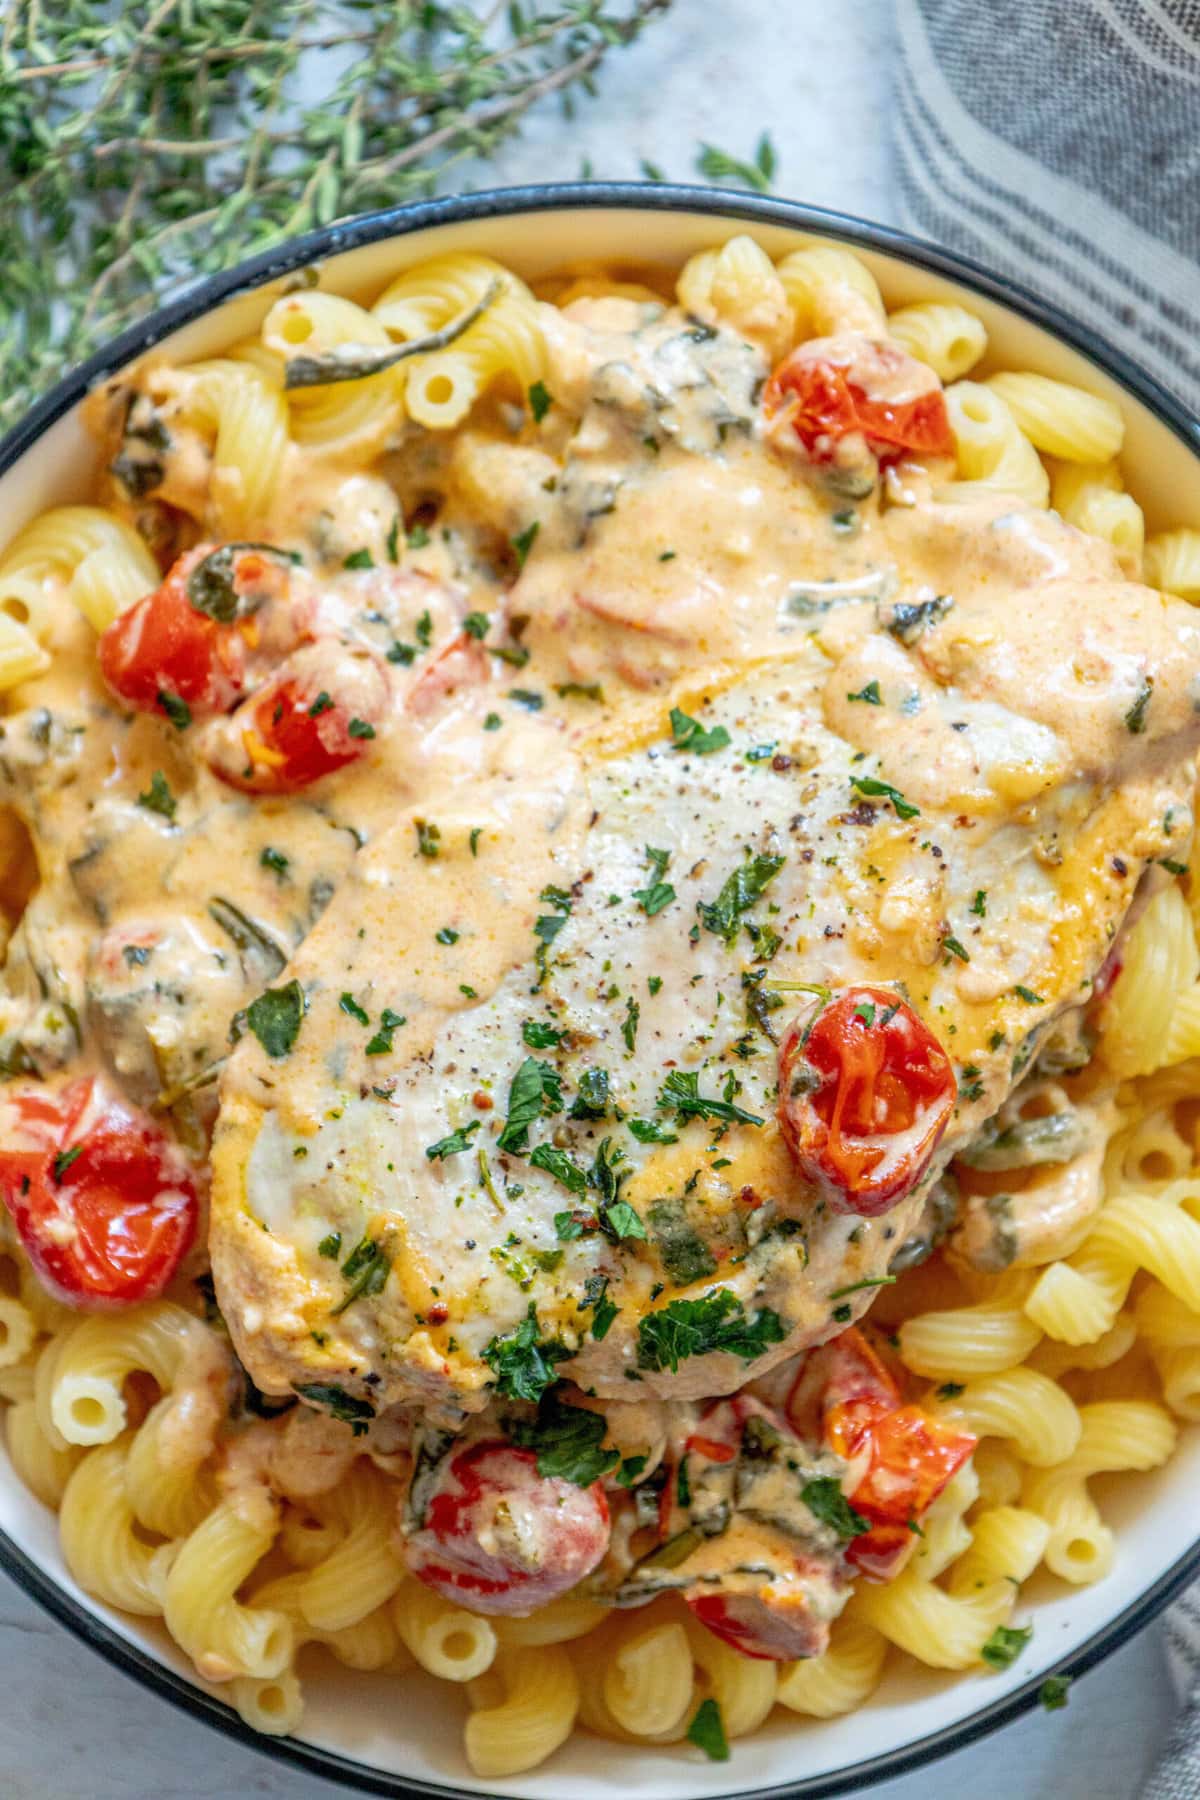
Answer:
[425, 1120, 482, 1161]
[936, 1381, 966, 1399]
[497, 1057, 564, 1154]
[317, 1233, 342, 1259]
[482, 1302, 567, 1402]
[511, 521, 540, 567]
[347, 717, 375, 739]
[555, 681, 604, 702]
[435, 926, 460, 945]
[246, 979, 305, 1058]
[971, 889, 987, 917]
[415, 609, 432, 647]
[386, 514, 401, 562]
[387, 640, 417, 665]
[308, 690, 334, 717]
[942, 933, 970, 963]
[628, 1116, 680, 1145]
[342, 547, 374, 570]
[527, 380, 553, 424]
[1014, 985, 1044, 1004]
[697, 852, 785, 944]
[295, 1383, 375, 1434]
[981, 1623, 1033, 1670]
[847, 680, 882, 705]
[508, 687, 544, 711]
[137, 770, 176, 821]
[1039, 1675, 1071, 1711]
[632, 845, 676, 915]
[621, 995, 640, 1052]
[569, 1067, 611, 1120]
[636, 1288, 784, 1372]
[510, 1394, 617, 1484]
[686, 1698, 729, 1763]
[407, 522, 431, 550]
[332, 1234, 390, 1314]
[801, 1476, 868, 1541]
[658, 1068, 764, 1129]
[365, 1006, 405, 1055]
[522, 1019, 565, 1050]
[669, 705, 730, 755]
[886, 593, 952, 644]
[157, 689, 191, 730]
[602, 1199, 647, 1241]
[260, 846, 290, 880]
[529, 1142, 588, 1196]
[51, 1145, 83, 1183]
[415, 819, 440, 858]
[339, 992, 370, 1026]
[850, 773, 919, 820]
[483, 712, 502, 731]
[463, 611, 490, 639]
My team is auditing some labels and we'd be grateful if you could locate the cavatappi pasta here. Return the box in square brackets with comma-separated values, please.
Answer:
[1, 232, 1200, 1779]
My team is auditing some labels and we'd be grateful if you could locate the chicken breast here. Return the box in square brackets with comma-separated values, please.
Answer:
[210, 521, 1200, 1424]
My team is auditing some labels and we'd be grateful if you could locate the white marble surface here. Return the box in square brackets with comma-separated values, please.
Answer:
[0, 2, 1181, 1795]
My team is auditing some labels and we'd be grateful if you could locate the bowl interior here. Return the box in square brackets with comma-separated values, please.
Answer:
[2, 193, 1198, 1800]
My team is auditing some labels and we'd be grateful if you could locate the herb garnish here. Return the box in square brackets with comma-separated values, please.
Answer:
[157, 689, 191, 730]
[426, 1120, 482, 1161]
[1014, 985, 1044, 1004]
[509, 1393, 617, 1484]
[246, 979, 305, 1058]
[847, 680, 882, 705]
[696, 130, 775, 193]
[1039, 1675, 1071, 1711]
[686, 1697, 730, 1762]
[51, 1145, 83, 1183]
[569, 1067, 611, 1120]
[340, 993, 370, 1025]
[981, 1624, 1033, 1670]
[512, 521, 540, 567]
[697, 852, 785, 944]
[669, 705, 731, 755]
[343, 547, 374, 570]
[632, 845, 676, 915]
[628, 1117, 679, 1144]
[497, 1057, 564, 1154]
[621, 995, 640, 1052]
[801, 1476, 868, 1541]
[658, 1068, 764, 1129]
[636, 1288, 784, 1372]
[295, 1383, 374, 1437]
[260, 846, 290, 880]
[522, 1020, 565, 1050]
[849, 774, 919, 819]
[137, 770, 176, 820]
[529, 1142, 588, 1196]
[332, 1234, 390, 1314]
[527, 381, 553, 424]
[482, 1302, 568, 1402]
[463, 611, 490, 639]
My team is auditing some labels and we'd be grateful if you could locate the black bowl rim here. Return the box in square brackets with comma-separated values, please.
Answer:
[1, 180, 1198, 1800]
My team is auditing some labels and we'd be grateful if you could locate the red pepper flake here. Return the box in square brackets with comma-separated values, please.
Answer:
[472, 1091, 494, 1110]
[427, 1302, 449, 1326]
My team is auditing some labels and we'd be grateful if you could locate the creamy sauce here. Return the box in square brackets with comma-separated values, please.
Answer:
[5, 286, 1200, 1633]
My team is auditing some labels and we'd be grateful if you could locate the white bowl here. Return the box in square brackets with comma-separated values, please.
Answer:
[2, 185, 1199, 1799]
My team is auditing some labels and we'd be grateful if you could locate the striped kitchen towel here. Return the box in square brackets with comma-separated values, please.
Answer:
[894, 6, 1200, 1794]
[892, 0, 1200, 413]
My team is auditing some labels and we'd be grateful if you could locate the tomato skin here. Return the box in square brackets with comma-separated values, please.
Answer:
[98, 546, 248, 719]
[403, 1439, 610, 1617]
[765, 351, 955, 463]
[788, 1328, 976, 1580]
[219, 676, 362, 793]
[686, 1581, 828, 1661]
[777, 986, 956, 1216]
[0, 1079, 197, 1310]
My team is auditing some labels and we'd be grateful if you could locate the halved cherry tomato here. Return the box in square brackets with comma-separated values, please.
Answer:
[687, 1575, 828, 1661]
[98, 545, 250, 720]
[403, 1439, 610, 1617]
[216, 639, 389, 794]
[777, 986, 955, 1215]
[765, 351, 955, 463]
[0, 1078, 197, 1310]
[789, 1328, 975, 1580]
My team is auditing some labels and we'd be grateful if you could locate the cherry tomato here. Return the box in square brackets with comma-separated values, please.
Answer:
[777, 986, 955, 1215]
[788, 1328, 975, 1578]
[405, 633, 489, 719]
[765, 350, 955, 463]
[403, 1439, 610, 1616]
[686, 1577, 828, 1661]
[0, 1078, 197, 1310]
[216, 646, 389, 794]
[99, 545, 250, 720]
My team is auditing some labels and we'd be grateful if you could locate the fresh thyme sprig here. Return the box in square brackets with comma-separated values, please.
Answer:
[0, 0, 672, 427]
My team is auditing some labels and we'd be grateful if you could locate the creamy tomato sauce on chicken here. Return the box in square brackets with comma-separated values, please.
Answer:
[2, 271, 1197, 1666]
